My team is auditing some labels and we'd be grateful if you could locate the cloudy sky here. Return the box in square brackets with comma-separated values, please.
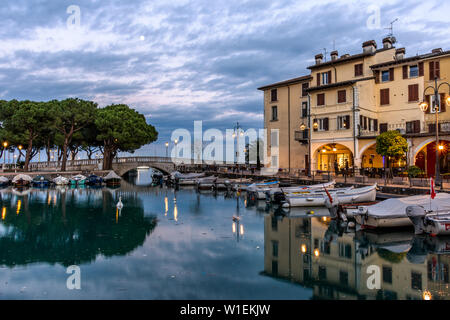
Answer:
[1, 0, 449, 156]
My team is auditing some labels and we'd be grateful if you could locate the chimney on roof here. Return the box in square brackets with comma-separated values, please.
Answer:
[432, 48, 443, 54]
[382, 37, 393, 49]
[315, 53, 323, 65]
[395, 48, 405, 60]
[330, 50, 338, 61]
[341, 54, 350, 59]
[362, 40, 377, 53]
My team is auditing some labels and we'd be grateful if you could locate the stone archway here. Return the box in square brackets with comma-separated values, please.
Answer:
[313, 143, 353, 172]
[413, 140, 450, 177]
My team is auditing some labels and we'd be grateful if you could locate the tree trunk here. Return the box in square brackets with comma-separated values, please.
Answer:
[24, 136, 33, 171]
[61, 137, 69, 171]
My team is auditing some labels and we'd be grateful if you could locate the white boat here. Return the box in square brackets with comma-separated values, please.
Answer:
[406, 205, 450, 236]
[268, 180, 336, 202]
[53, 175, 70, 185]
[171, 171, 205, 180]
[12, 174, 33, 186]
[196, 176, 217, 189]
[349, 193, 450, 229]
[283, 184, 377, 208]
[247, 181, 280, 200]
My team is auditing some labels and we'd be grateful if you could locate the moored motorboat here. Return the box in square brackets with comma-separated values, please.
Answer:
[348, 193, 450, 229]
[32, 175, 50, 188]
[12, 174, 32, 187]
[282, 184, 377, 208]
[269, 180, 337, 203]
[196, 176, 217, 190]
[70, 174, 87, 186]
[247, 181, 280, 200]
[87, 174, 103, 186]
[406, 206, 450, 236]
[0, 176, 9, 187]
[53, 175, 70, 185]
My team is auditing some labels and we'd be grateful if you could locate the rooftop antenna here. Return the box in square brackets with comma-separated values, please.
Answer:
[384, 18, 398, 44]
[323, 48, 328, 61]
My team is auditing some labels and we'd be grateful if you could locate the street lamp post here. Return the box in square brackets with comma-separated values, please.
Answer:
[300, 106, 318, 177]
[419, 77, 450, 186]
[174, 139, 178, 161]
[2, 142, 8, 169]
[232, 122, 244, 165]
[165, 142, 169, 158]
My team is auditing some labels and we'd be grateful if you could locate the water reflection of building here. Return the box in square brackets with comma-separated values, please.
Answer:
[264, 214, 449, 300]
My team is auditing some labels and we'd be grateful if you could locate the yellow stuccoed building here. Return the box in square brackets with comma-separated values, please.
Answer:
[258, 38, 450, 176]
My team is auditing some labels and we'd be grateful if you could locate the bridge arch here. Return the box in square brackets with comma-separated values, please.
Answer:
[113, 163, 174, 176]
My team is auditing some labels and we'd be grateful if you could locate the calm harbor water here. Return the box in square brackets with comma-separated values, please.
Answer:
[0, 169, 448, 300]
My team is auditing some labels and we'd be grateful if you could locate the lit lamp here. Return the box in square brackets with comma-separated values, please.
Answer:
[301, 244, 307, 254]
[438, 145, 444, 151]
[165, 142, 169, 158]
[313, 121, 319, 130]
[423, 290, 432, 301]
[313, 248, 320, 257]
[300, 123, 306, 131]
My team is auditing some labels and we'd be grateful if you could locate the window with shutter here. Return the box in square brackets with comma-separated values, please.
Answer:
[323, 118, 329, 131]
[435, 61, 440, 79]
[337, 90, 346, 103]
[440, 93, 446, 112]
[389, 68, 394, 81]
[403, 65, 408, 79]
[302, 83, 309, 97]
[380, 89, 390, 105]
[317, 74, 321, 86]
[414, 120, 421, 133]
[327, 71, 332, 84]
[271, 106, 278, 121]
[271, 89, 277, 102]
[374, 70, 380, 84]
[374, 119, 378, 132]
[429, 61, 435, 80]
[301, 102, 308, 118]
[317, 93, 325, 106]
[408, 84, 419, 102]
[356, 64, 363, 76]
[380, 123, 388, 133]
[419, 62, 424, 76]
[406, 121, 413, 134]
[345, 115, 351, 129]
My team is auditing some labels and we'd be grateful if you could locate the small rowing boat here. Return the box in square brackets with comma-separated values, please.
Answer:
[247, 181, 280, 200]
[282, 184, 377, 208]
[269, 180, 337, 203]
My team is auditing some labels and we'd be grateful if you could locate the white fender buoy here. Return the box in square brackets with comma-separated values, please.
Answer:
[116, 196, 123, 210]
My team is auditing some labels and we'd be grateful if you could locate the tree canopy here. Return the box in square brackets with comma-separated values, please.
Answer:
[96, 104, 158, 170]
[0, 99, 158, 171]
[376, 130, 408, 159]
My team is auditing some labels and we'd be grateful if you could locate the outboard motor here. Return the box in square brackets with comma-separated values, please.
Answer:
[272, 191, 286, 205]
[324, 193, 341, 220]
[406, 206, 426, 235]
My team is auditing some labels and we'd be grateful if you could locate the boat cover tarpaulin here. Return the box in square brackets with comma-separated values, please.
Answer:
[0, 176, 9, 183]
[12, 174, 33, 182]
[365, 193, 450, 219]
[104, 171, 122, 181]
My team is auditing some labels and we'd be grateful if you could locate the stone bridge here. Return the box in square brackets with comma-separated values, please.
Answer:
[28, 156, 179, 176]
